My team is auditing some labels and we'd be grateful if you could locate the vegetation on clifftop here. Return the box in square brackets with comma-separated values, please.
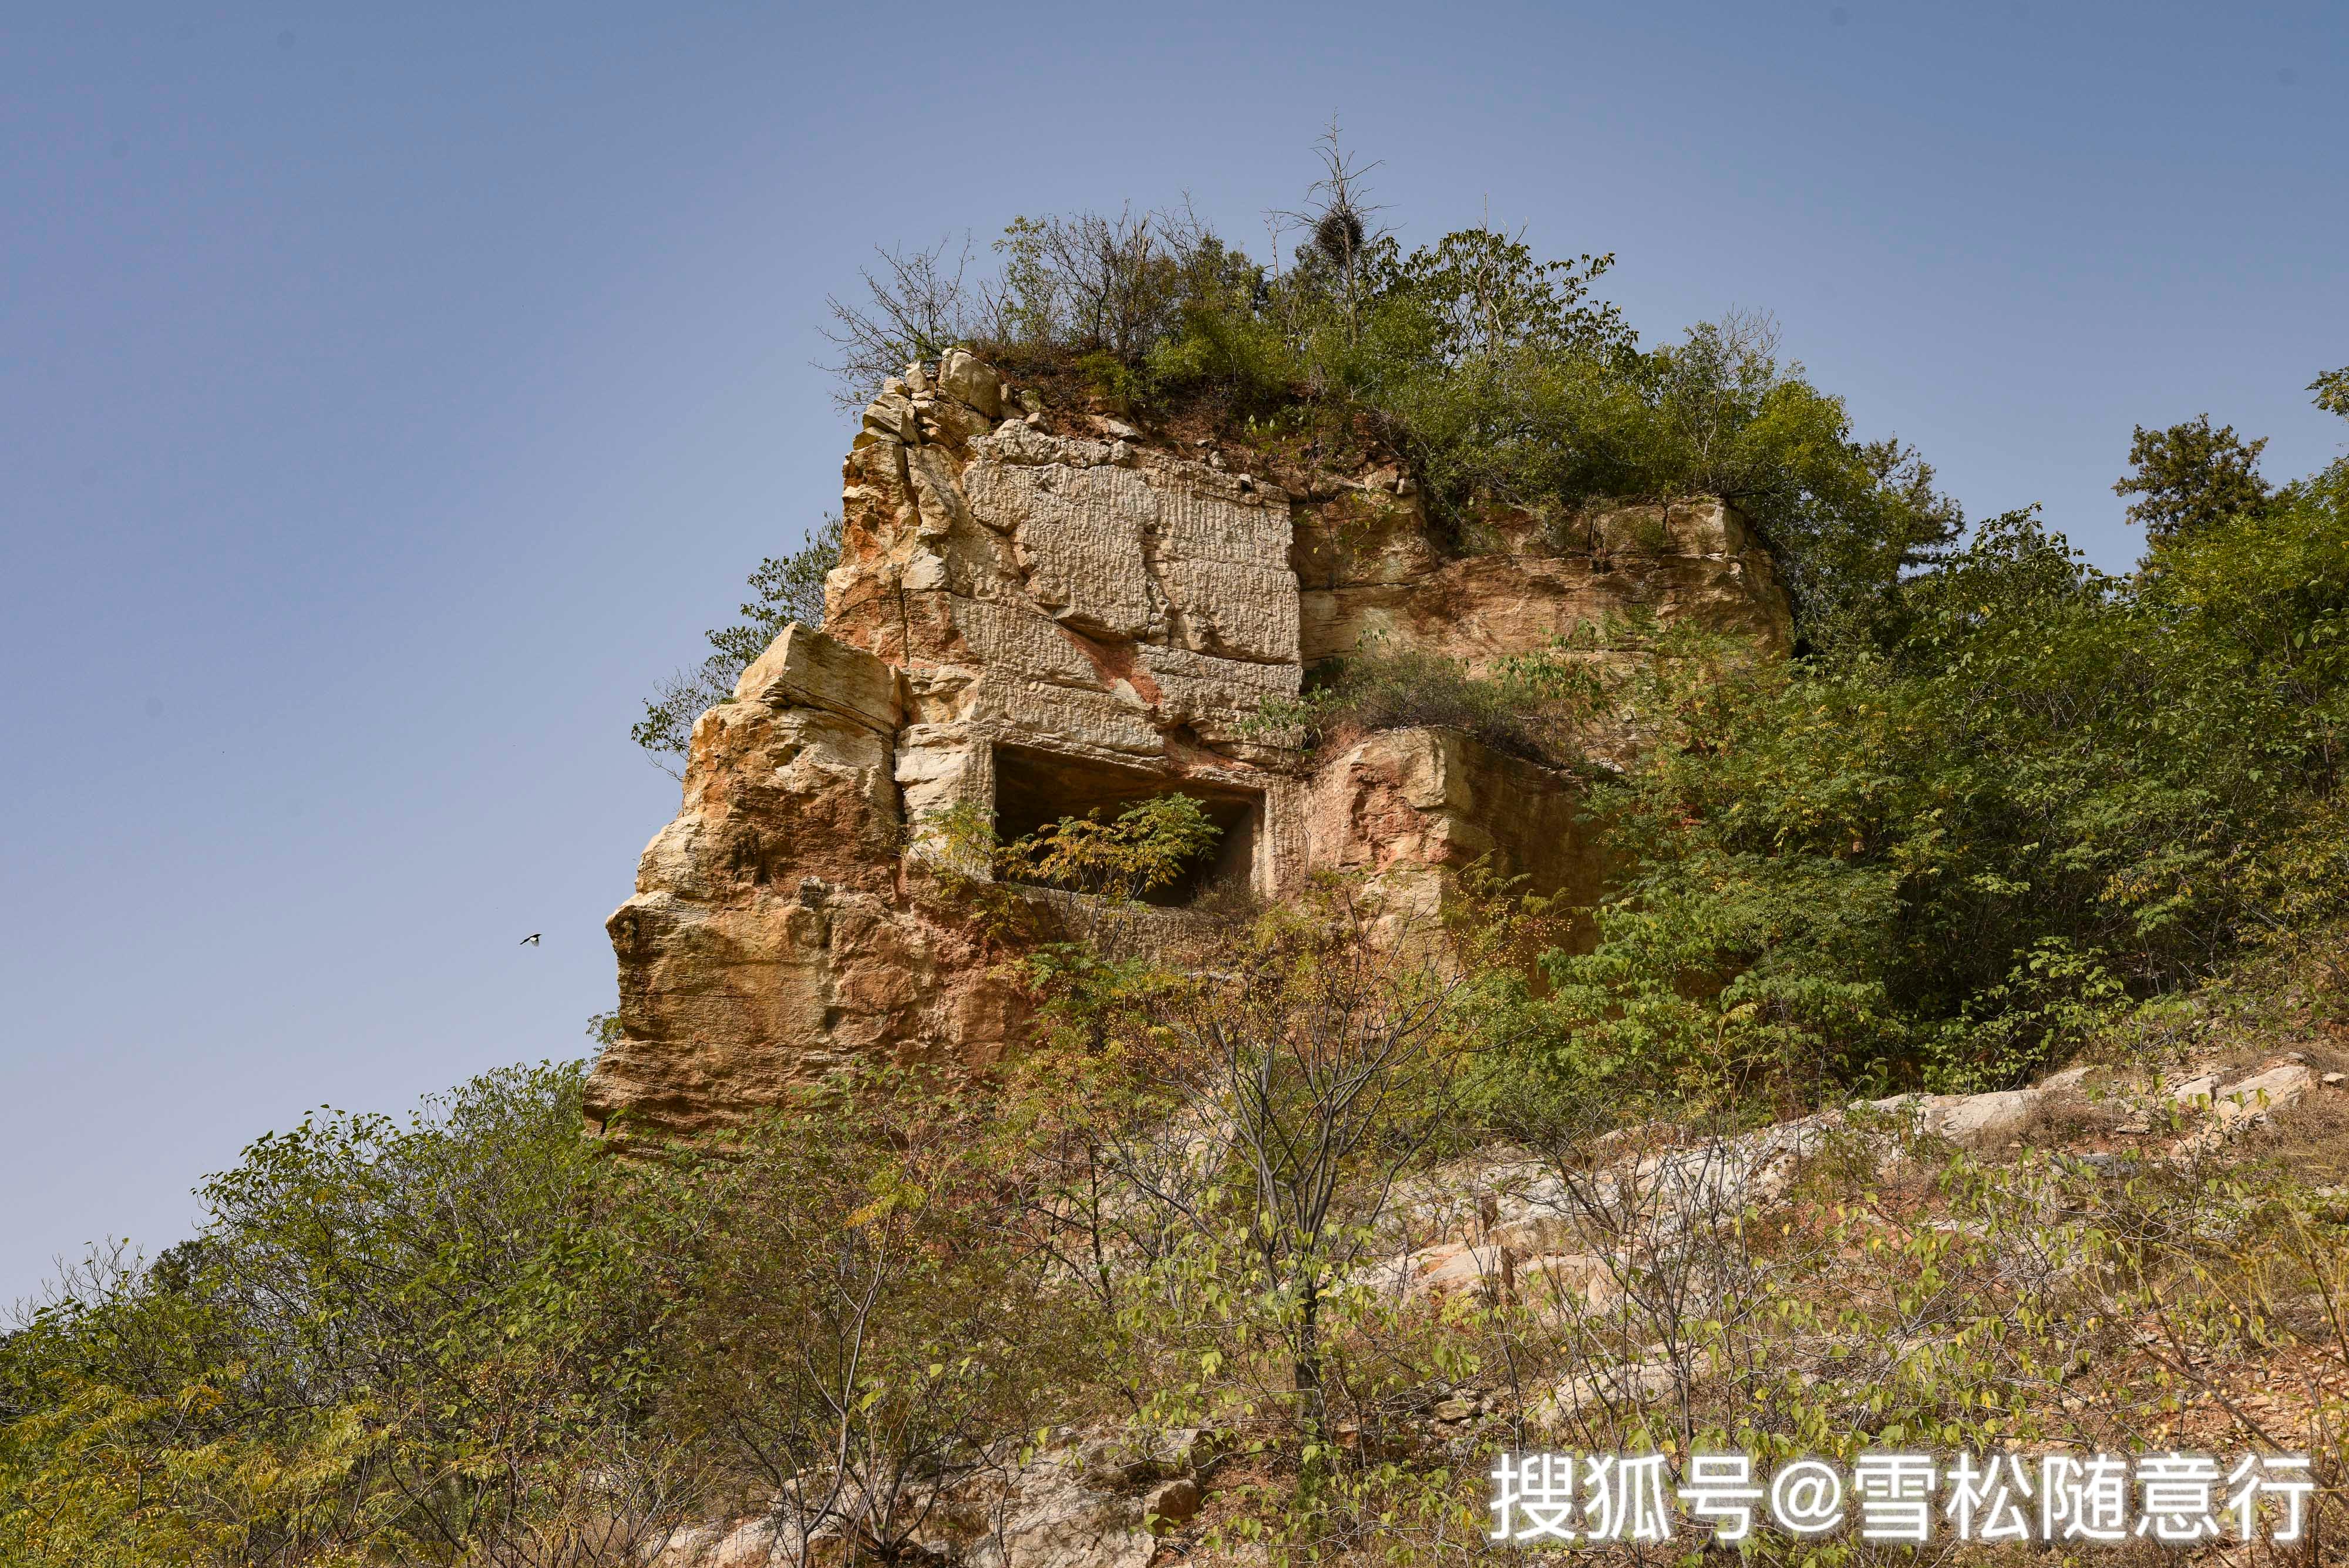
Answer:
[820, 141, 1961, 638]
[638, 147, 1963, 770]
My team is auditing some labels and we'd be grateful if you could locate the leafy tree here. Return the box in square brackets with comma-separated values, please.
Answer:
[0, 1063, 677, 1567]
[2113, 412, 2273, 544]
[630, 1076, 1085, 1566]
[1527, 478, 2349, 1109]
[992, 206, 1203, 370]
[632, 513, 842, 775]
[1624, 315, 1963, 631]
[1129, 887, 1466, 1451]
[2310, 364, 2349, 421]
[1369, 224, 1627, 366]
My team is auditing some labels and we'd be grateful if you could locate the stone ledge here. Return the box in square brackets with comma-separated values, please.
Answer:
[732, 623, 903, 732]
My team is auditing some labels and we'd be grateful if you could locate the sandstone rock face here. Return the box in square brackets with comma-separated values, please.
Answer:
[1291, 486, 1791, 669]
[586, 356, 1793, 1136]
[586, 626, 1031, 1136]
[1303, 728, 1605, 929]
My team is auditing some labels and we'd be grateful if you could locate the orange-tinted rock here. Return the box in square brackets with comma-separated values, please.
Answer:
[585, 358, 1790, 1136]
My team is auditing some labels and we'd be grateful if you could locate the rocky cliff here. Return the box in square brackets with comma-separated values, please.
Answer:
[584, 352, 1793, 1137]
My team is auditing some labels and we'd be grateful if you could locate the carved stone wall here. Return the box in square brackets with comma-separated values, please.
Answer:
[584, 352, 1791, 1137]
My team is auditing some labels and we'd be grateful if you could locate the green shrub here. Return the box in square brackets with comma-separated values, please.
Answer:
[0, 1062, 668, 1566]
[628, 1075, 1089, 1562]
[1248, 640, 1604, 769]
[1526, 470, 2349, 1109]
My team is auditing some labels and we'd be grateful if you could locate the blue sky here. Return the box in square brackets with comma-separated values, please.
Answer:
[3, 2, 2343, 1305]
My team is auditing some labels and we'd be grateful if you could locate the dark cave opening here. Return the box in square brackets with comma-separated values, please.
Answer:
[990, 743, 1259, 908]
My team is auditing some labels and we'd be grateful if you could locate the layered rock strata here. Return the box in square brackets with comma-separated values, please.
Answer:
[584, 351, 1792, 1136]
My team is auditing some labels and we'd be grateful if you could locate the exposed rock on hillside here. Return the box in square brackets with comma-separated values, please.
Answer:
[642, 1045, 2349, 1566]
[585, 353, 1792, 1136]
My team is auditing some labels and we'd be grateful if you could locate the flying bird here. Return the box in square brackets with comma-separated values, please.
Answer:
[520, 933, 540, 946]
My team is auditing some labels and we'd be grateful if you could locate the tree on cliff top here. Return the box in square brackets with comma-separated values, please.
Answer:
[2312, 365, 2349, 421]
[815, 148, 1960, 641]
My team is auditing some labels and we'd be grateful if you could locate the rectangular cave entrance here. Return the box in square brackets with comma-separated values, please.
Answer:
[990, 743, 1261, 909]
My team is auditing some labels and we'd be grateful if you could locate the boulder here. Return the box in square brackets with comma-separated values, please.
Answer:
[2213, 1063, 2315, 1121]
[1870, 1089, 2042, 1150]
[731, 623, 901, 731]
[1143, 1477, 1201, 1533]
[938, 347, 1004, 416]
[2166, 1073, 2222, 1106]
[972, 1463, 1154, 1568]
[861, 389, 919, 444]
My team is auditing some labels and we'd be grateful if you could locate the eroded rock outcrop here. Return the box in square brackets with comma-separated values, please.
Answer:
[653, 1428, 1200, 1568]
[585, 352, 1792, 1137]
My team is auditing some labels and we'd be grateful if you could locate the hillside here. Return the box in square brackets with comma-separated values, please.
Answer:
[6, 194, 2348, 1567]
